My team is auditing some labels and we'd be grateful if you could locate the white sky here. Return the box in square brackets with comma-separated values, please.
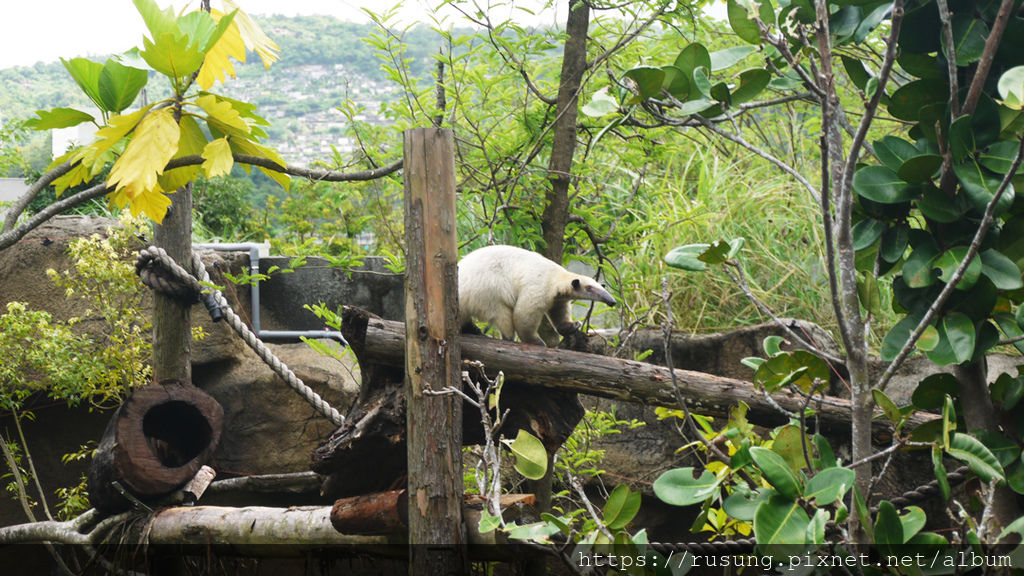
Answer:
[0, 0, 565, 70]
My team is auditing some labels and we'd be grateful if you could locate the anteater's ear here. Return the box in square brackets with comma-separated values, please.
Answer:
[572, 278, 581, 289]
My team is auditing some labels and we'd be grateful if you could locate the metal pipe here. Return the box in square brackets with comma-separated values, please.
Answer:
[193, 242, 347, 346]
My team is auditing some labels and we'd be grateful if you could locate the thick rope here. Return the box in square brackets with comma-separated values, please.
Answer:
[136, 246, 345, 426]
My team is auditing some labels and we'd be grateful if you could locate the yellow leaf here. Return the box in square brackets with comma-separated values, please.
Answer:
[110, 183, 173, 223]
[107, 107, 180, 204]
[197, 9, 247, 89]
[195, 93, 250, 135]
[224, 0, 279, 68]
[159, 114, 206, 191]
[229, 136, 289, 191]
[201, 137, 233, 178]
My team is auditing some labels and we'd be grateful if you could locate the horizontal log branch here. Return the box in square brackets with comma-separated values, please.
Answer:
[352, 310, 936, 438]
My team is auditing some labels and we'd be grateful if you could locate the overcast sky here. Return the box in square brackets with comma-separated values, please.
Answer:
[0, 0, 565, 70]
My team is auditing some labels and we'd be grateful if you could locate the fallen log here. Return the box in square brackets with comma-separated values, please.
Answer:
[346, 306, 936, 436]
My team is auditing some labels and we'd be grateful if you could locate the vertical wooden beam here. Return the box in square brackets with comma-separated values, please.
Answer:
[152, 182, 193, 383]
[403, 128, 465, 573]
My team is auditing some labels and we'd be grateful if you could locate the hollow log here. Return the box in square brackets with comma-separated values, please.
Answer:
[88, 380, 223, 513]
[342, 306, 936, 436]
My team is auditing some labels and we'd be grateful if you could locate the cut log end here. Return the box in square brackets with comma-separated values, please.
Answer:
[88, 380, 223, 513]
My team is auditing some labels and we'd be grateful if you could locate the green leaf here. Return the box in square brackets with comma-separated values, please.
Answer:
[998, 65, 1024, 110]
[23, 108, 95, 130]
[98, 58, 149, 113]
[934, 247, 982, 290]
[505, 430, 548, 480]
[772, 425, 809, 471]
[979, 140, 1024, 175]
[842, 55, 871, 91]
[664, 244, 709, 271]
[653, 467, 720, 506]
[710, 46, 755, 71]
[874, 501, 904, 554]
[754, 350, 829, 394]
[133, 0, 178, 40]
[874, 136, 919, 172]
[854, 3, 892, 43]
[505, 520, 560, 543]
[979, 249, 1024, 290]
[141, 32, 206, 79]
[61, 57, 106, 113]
[917, 184, 964, 223]
[753, 494, 810, 551]
[948, 432, 1005, 483]
[853, 165, 917, 203]
[674, 43, 711, 79]
[954, 160, 1014, 215]
[911, 373, 959, 410]
[813, 434, 837, 469]
[727, 0, 772, 44]
[974, 430, 1021, 468]
[942, 14, 988, 65]
[661, 65, 691, 100]
[880, 224, 909, 263]
[852, 218, 885, 251]
[804, 467, 855, 505]
[902, 243, 940, 288]
[603, 484, 642, 531]
[881, 313, 924, 362]
[858, 271, 882, 317]
[750, 447, 802, 498]
[949, 115, 975, 163]
[722, 488, 771, 522]
[897, 154, 942, 184]
[730, 68, 771, 105]
[889, 79, 948, 122]
[872, 389, 902, 425]
[624, 66, 666, 102]
[478, 509, 502, 533]
[933, 445, 951, 501]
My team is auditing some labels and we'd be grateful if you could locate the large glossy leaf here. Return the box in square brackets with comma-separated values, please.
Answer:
[881, 313, 924, 361]
[852, 218, 885, 250]
[141, 31, 206, 79]
[771, 425, 809, 471]
[942, 312, 976, 364]
[948, 432, 1005, 483]
[897, 154, 941, 184]
[874, 136, 919, 172]
[949, 115, 975, 163]
[804, 467, 855, 505]
[979, 249, 1024, 290]
[917, 184, 964, 223]
[750, 447, 801, 498]
[954, 160, 1014, 215]
[942, 14, 989, 65]
[854, 3, 893, 43]
[853, 165, 917, 203]
[603, 484, 642, 530]
[722, 488, 772, 522]
[880, 223, 909, 263]
[727, 0, 773, 44]
[505, 430, 548, 480]
[979, 140, 1024, 175]
[902, 243, 940, 288]
[753, 494, 809, 550]
[911, 373, 958, 410]
[624, 66, 665, 102]
[98, 59, 149, 113]
[660, 65, 691, 100]
[889, 79, 948, 122]
[874, 501, 904, 553]
[61, 57, 106, 113]
[934, 246, 982, 290]
[665, 244, 710, 271]
[730, 68, 771, 105]
[653, 467, 720, 506]
[674, 43, 711, 79]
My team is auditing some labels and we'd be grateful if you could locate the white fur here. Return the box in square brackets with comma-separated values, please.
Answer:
[458, 245, 615, 345]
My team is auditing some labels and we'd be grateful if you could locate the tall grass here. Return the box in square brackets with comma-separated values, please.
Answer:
[617, 144, 845, 339]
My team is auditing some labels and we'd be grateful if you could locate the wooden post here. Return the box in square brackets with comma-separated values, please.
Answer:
[152, 182, 193, 383]
[403, 128, 465, 573]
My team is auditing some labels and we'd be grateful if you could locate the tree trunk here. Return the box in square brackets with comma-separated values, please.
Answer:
[541, 0, 590, 262]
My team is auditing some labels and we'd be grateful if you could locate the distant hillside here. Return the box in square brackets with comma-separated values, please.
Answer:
[0, 15, 455, 166]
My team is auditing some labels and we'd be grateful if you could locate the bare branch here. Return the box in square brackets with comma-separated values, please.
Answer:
[2, 161, 74, 233]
